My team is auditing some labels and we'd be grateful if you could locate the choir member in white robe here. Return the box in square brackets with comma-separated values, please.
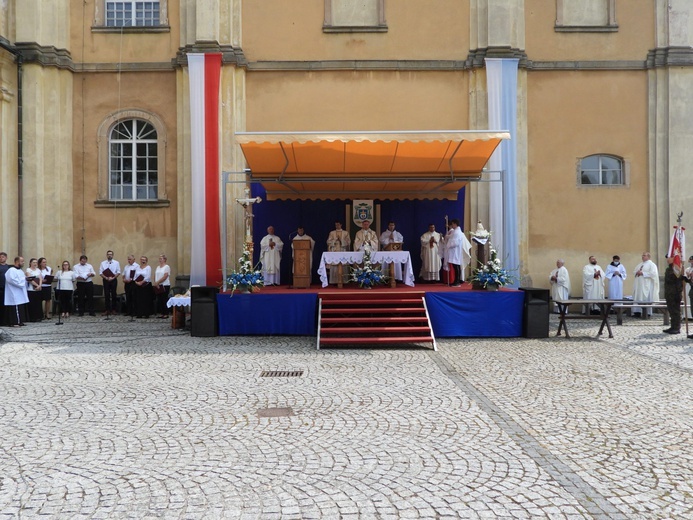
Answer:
[291, 227, 315, 270]
[605, 255, 627, 300]
[326, 221, 351, 284]
[4, 256, 29, 326]
[353, 221, 378, 252]
[684, 256, 693, 320]
[632, 252, 660, 316]
[379, 221, 404, 281]
[443, 219, 472, 286]
[420, 224, 442, 282]
[582, 256, 605, 314]
[260, 226, 284, 286]
[549, 259, 571, 311]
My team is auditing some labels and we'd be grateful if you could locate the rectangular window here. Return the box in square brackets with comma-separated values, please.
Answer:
[324, 0, 387, 33]
[555, 0, 617, 32]
[106, 1, 160, 27]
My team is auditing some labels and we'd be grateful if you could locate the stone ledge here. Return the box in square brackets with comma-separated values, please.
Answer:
[94, 199, 170, 208]
[14, 42, 73, 70]
[173, 43, 247, 68]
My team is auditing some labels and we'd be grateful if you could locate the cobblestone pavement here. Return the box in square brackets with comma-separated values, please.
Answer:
[0, 313, 691, 519]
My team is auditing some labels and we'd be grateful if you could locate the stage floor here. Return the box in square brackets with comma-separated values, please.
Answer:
[216, 282, 525, 338]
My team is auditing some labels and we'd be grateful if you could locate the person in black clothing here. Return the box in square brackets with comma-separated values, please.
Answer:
[663, 256, 683, 335]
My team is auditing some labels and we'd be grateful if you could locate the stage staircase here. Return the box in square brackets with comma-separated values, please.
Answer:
[317, 291, 436, 350]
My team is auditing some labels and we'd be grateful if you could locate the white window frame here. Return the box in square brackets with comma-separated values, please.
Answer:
[96, 110, 168, 206]
[94, 0, 169, 30]
[577, 154, 628, 187]
[323, 0, 387, 33]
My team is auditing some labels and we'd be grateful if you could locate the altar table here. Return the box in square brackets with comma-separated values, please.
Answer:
[317, 251, 415, 288]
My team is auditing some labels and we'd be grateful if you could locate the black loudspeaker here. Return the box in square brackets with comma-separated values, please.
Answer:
[191, 286, 220, 337]
[519, 287, 550, 338]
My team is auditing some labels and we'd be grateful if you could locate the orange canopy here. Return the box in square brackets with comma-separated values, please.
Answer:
[236, 131, 509, 200]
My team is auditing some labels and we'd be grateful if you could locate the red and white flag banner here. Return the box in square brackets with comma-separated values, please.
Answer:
[188, 53, 222, 287]
[668, 225, 686, 277]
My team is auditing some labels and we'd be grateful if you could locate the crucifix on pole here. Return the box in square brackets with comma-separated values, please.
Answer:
[236, 187, 262, 253]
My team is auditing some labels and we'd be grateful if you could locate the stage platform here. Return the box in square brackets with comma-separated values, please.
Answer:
[216, 283, 524, 338]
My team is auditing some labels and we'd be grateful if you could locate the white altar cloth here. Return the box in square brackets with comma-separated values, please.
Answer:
[318, 251, 415, 288]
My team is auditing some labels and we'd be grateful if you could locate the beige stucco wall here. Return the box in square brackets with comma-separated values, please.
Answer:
[527, 70, 649, 296]
[72, 70, 179, 275]
[245, 70, 469, 131]
[525, 0, 655, 61]
[242, 0, 470, 62]
[70, 1, 180, 65]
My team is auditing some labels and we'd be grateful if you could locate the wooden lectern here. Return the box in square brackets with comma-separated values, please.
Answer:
[384, 243, 402, 288]
[292, 240, 312, 289]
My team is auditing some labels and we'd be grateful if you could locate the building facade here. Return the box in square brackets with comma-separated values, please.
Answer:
[0, 0, 691, 294]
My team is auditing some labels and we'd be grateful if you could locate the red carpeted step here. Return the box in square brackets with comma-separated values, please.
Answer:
[321, 307, 425, 314]
[319, 336, 434, 344]
[322, 298, 424, 306]
[321, 316, 429, 323]
[320, 326, 431, 333]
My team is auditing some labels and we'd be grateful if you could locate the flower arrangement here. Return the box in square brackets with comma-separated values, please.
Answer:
[350, 246, 389, 288]
[470, 246, 515, 288]
[227, 243, 264, 294]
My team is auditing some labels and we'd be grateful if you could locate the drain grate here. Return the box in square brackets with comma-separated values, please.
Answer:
[260, 370, 304, 378]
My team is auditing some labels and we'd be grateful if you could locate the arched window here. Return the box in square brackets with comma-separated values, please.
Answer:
[579, 154, 624, 186]
[109, 119, 158, 200]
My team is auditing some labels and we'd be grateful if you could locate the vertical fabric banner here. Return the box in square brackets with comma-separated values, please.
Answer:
[668, 225, 686, 276]
[486, 58, 519, 283]
[188, 53, 222, 287]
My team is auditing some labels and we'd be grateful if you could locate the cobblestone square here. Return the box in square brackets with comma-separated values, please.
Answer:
[0, 315, 691, 519]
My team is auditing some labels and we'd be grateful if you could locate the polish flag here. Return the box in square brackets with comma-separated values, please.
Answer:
[188, 53, 222, 287]
[668, 225, 686, 277]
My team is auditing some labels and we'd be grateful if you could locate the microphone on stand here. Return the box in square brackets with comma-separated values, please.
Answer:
[55, 266, 63, 325]
[288, 231, 298, 289]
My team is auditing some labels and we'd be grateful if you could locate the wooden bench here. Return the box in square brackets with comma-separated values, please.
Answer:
[612, 301, 670, 326]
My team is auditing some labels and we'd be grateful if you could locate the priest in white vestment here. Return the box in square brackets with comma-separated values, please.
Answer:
[632, 252, 660, 316]
[420, 224, 442, 282]
[549, 259, 571, 311]
[379, 221, 404, 281]
[605, 255, 627, 300]
[442, 219, 472, 286]
[582, 256, 605, 314]
[260, 226, 284, 286]
[4, 256, 29, 326]
[291, 227, 315, 270]
[353, 221, 378, 252]
[326, 221, 351, 285]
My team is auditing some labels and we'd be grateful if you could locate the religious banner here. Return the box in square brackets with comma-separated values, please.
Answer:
[188, 53, 222, 287]
[668, 222, 686, 277]
[352, 200, 374, 226]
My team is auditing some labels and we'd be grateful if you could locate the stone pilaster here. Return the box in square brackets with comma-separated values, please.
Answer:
[649, 0, 693, 263]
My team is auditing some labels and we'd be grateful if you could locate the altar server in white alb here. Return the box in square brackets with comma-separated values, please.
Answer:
[326, 220, 350, 284]
[632, 251, 660, 317]
[443, 219, 472, 287]
[605, 255, 627, 300]
[4, 256, 29, 327]
[353, 220, 378, 252]
[260, 226, 284, 286]
[549, 259, 571, 311]
[420, 224, 442, 282]
[582, 255, 605, 314]
[379, 221, 404, 281]
[291, 226, 315, 270]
